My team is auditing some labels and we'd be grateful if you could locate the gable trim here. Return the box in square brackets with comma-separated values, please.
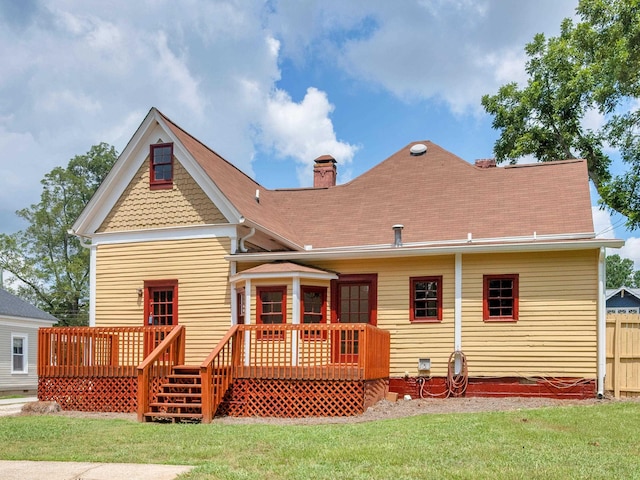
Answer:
[606, 287, 640, 302]
[0, 315, 57, 328]
[72, 108, 242, 236]
[88, 224, 237, 246]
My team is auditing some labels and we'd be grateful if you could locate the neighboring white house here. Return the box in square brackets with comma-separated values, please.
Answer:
[0, 289, 57, 394]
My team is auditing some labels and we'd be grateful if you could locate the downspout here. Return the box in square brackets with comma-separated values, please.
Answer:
[597, 247, 606, 398]
[68, 230, 97, 327]
[239, 227, 256, 253]
[454, 253, 462, 352]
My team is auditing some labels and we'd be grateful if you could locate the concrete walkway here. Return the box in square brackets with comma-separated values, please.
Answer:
[0, 396, 37, 416]
[0, 460, 194, 480]
[0, 398, 194, 479]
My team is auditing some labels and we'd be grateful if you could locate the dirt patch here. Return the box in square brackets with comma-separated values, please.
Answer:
[212, 396, 607, 425]
[23, 395, 635, 425]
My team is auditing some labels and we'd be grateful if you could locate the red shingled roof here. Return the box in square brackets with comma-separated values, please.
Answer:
[159, 111, 594, 250]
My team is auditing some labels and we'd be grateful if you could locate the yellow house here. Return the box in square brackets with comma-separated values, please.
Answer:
[43, 107, 623, 421]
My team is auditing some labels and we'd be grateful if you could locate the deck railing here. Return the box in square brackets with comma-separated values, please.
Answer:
[136, 325, 186, 421]
[38, 323, 390, 419]
[235, 323, 390, 380]
[198, 323, 390, 422]
[200, 324, 240, 423]
[38, 326, 176, 377]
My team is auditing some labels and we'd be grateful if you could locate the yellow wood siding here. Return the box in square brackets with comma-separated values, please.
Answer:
[313, 257, 456, 378]
[95, 237, 232, 364]
[461, 250, 598, 377]
[98, 157, 227, 232]
[312, 250, 598, 378]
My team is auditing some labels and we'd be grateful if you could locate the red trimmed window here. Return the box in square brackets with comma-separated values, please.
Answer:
[257, 286, 286, 340]
[410, 276, 442, 322]
[236, 289, 245, 325]
[150, 143, 173, 189]
[483, 274, 519, 321]
[301, 286, 327, 340]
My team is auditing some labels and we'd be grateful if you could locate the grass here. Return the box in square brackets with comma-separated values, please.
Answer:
[1, 402, 640, 479]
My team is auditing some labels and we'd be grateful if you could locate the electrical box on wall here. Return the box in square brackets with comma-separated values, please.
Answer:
[418, 358, 431, 372]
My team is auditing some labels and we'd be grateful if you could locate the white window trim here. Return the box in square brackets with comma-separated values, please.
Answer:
[11, 334, 28, 374]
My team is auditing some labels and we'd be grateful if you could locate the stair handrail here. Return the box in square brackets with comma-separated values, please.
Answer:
[136, 325, 186, 422]
[200, 324, 240, 423]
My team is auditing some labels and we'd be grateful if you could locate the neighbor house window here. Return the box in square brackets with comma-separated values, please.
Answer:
[150, 143, 173, 189]
[483, 274, 519, 321]
[410, 276, 443, 322]
[301, 286, 327, 339]
[257, 286, 286, 340]
[11, 334, 27, 374]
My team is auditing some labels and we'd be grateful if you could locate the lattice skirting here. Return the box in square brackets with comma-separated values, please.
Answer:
[38, 376, 139, 413]
[218, 378, 388, 418]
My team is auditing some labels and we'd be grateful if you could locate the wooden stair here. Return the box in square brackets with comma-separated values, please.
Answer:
[144, 365, 203, 423]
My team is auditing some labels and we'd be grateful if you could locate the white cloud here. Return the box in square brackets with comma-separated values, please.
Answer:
[593, 206, 640, 270]
[593, 206, 615, 239]
[269, 0, 578, 114]
[619, 237, 640, 270]
[260, 87, 358, 186]
[0, 0, 582, 235]
[153, 32, 205, 119]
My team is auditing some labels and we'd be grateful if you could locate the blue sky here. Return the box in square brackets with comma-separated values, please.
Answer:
[0, 0, 638, 266]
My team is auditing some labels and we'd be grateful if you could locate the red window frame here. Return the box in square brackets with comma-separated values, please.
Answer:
[149, 143, 174, 190]
[236, 288, 245, 325]
[256, 286, 287, 340]
[483, 274, 519, 322]
[410, 276, 443, 322]
[144, 279, 178, 326]
[301, 286, 327, 340]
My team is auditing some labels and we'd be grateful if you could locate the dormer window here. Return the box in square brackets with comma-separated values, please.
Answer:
[150, 143, 173, 189]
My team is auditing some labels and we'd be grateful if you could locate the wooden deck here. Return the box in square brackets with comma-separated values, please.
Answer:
[37, 323, 390, 421]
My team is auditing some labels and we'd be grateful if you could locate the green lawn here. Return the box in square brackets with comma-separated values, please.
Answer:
[1, 402, 639, 479]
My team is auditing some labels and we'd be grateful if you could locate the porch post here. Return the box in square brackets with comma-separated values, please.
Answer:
[230, 261, 237, 326]
[89, 245, 97, 327]
[291, 276, 300, 367]
[244, 279, 251, 366]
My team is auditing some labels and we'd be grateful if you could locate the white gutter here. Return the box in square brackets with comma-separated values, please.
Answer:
[292, 232, 598, 253]
[238, 217, 304, 252]
[597, 247, 606, 398]
[227, 238, 625, 263]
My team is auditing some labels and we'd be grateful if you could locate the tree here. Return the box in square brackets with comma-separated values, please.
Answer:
[482, 0, 640, 228]
[606, 254, 635, 289]
[0, 143, 118, 325]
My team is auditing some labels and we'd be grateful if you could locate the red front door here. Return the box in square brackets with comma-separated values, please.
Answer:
[332, 274, 377, 363]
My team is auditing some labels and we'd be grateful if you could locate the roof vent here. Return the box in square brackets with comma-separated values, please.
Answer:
[410, 144, 427, 156]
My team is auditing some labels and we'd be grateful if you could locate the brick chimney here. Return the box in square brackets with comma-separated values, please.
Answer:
[313, 155, 337, 188]
[475, 158, 497, 168]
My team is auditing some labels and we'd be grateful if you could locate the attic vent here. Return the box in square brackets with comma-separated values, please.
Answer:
[410, 144, 427, 156]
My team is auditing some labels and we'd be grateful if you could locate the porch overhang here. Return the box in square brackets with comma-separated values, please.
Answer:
[229, 262, 338, 284]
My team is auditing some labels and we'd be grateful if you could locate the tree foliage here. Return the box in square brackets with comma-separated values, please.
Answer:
[482, 0, 640, 228]
[606, 253, 636, 289]
[0, 143, 117, 325]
